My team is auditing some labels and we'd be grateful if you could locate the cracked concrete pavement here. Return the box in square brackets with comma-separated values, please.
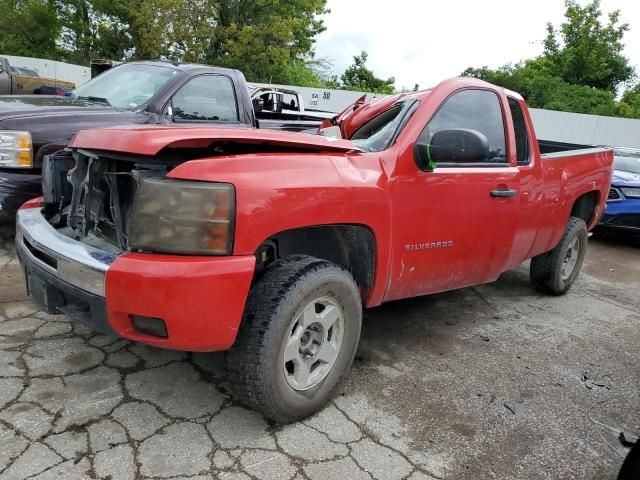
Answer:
[0, 222, 638, 480]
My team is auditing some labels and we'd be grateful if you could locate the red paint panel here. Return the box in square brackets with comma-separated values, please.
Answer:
[105, 253, 255, 351]
[69, 125, 358, 156]
[67, 76, 613, 320]
[167, 151, 394, 307]
[19, 196, 43, 210]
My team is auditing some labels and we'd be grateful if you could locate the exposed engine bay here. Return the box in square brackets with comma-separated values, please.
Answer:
[42, 149, 171, 253]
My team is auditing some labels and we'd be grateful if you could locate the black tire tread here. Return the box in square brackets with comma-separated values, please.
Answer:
[224, 255, 358, 421]
[530, 216, 587, 295]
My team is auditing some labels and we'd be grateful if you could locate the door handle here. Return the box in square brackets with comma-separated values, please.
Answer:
[490, 188, 518, 198]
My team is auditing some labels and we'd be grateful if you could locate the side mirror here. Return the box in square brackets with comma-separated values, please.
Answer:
[252, 98, 263, 113]
[414, 128, 490, 171]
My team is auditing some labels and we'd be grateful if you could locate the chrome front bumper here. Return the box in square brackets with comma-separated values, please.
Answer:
[16, 207, 117, 296]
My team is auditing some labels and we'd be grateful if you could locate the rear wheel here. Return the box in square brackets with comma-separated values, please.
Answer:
[530, 216, 588, 295]
[225, 255, 362, 422]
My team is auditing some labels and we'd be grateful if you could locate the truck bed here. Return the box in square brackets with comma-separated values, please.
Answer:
[528, 141, 613, 258]
[538, 140, 609, 158]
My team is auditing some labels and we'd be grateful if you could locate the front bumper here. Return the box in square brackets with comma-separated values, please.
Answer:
[0, 169, 42, 217]
[599, 197, 640, 233]
[16, 207, 256, 351]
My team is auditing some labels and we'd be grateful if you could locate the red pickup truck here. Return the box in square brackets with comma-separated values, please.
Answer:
[16, 77, 613, 421]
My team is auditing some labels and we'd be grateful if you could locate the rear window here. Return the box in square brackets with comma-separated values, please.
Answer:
[508, 97, 530, 165]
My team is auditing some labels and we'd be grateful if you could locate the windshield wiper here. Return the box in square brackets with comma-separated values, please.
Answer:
[77, 95, 111, 106]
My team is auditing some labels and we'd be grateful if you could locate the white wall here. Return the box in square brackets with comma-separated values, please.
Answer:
[0, 54, 90, 87]
[529, 108, 640, 149]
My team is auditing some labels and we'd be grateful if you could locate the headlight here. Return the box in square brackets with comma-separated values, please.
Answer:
[128, 179, 235, 255]
[0, 131, 33, 168]
[621, 187, 640, 199]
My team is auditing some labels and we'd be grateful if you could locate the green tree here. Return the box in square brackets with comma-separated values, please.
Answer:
[0, 0, 61, 59]
[544, 0, 634, 92]
[339, 51, 395, 94]
[210, 0, 329, 85]
[56, 0, 134, 64]
[462, 58, 619, 115]
[461, 1, 637, 118]
[132, 0, 216, 62]
[618, 83, 640, 118]
[130, 0, 329, 86]
[1, 0, 329, 88]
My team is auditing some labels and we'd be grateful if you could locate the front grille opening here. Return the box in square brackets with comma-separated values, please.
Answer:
[608, 188, 621, 200]
[23, 237, 57, 270]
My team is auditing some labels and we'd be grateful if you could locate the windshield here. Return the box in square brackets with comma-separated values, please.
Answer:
[614, 154, 640, 175]
[73, 64, 179, 109]
[351, 100, 417, 152]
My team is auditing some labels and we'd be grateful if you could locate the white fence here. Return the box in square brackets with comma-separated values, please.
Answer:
[529, 108, 640, 150]
[0, 54, 90, 87]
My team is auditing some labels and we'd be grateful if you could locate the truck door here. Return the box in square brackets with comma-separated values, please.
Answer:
[385, 88, 520, 300]
[503, 96, 543, 268]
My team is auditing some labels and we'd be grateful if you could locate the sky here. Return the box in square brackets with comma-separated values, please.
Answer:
[314, 0, 640, 90]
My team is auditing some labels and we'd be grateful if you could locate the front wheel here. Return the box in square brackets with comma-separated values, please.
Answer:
[225, 255, 362, 422]
[530, 216, 588, 295]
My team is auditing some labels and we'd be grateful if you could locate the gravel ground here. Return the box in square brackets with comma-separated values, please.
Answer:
[0, 221, 638, 480]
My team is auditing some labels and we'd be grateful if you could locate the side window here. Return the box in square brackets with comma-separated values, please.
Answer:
[508, 97, 530, 165]
[350, 100, 418, 153]
[419, 89, 507, 164]
[172, 75, 238, 123]
[282, 93, 299, 111]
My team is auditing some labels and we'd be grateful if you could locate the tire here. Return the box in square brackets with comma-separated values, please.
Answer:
[530, 216, 588, 295]
[618, 441, 640, 480]
[225, 255, 362, 422]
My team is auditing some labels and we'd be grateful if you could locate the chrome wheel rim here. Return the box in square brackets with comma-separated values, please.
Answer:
[561, 237, 581, 281]
[283, 296, 344, 391]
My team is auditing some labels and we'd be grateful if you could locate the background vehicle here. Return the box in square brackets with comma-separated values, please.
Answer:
[16, 77, 612, 421]
[250, 85, 334, 130]
[0, 57, 75, 95]
[598, 147, 640, 234]
[0, 61, 256, 216]
[10, 66, 40, 77]
[90, 59, 122, 79]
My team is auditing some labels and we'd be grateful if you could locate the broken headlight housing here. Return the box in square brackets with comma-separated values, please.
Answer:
[128, 178, 235, 255]
[0, 131, 32, 168]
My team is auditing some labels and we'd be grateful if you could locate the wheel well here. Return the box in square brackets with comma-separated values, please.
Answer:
[570, 191, 599, 225]
[255, 225, 376, 288]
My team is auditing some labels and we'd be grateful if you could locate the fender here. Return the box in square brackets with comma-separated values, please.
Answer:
[168, 151, 394, 307]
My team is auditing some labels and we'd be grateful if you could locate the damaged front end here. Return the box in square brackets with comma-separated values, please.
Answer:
[42, 149, 169, 253]
[16, 147, 251, 347]
[41, 148, 235, 256]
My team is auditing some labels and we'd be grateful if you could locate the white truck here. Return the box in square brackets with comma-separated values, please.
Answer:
[248, 83, 385, 130]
